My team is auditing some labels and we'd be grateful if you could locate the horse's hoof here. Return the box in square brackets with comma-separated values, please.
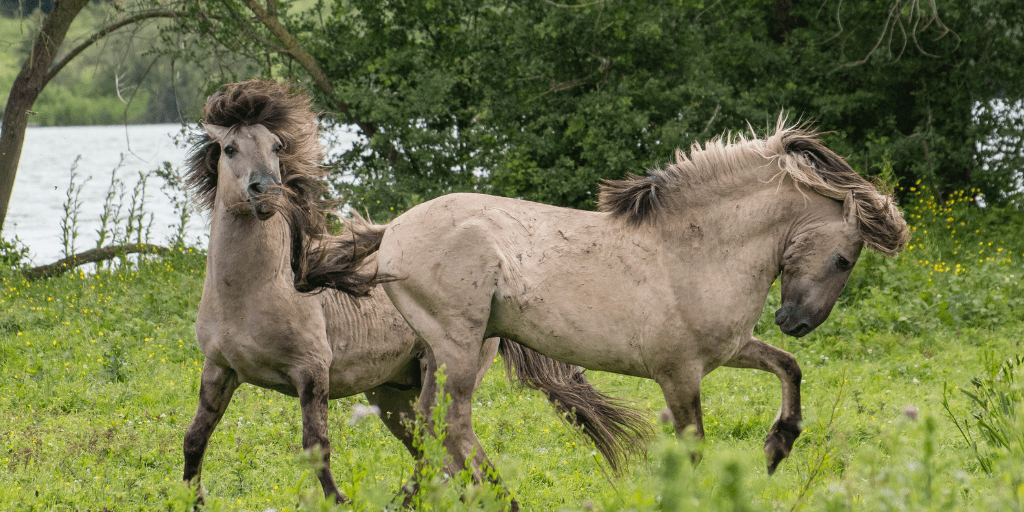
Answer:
[509, 497, 520, 512]
[333, 491, 351, 504]
[763, 425, 799, 475]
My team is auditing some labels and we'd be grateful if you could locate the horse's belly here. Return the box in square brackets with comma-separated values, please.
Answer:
[491, 302, 654, 378]
[326, 344, 420, 398]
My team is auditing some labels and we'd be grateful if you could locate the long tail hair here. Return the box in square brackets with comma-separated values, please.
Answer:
[498, 339, 653, 474]
[290, 210, 394, 296]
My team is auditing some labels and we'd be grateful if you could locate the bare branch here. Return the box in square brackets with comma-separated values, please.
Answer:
[216, 0, 288, 56]
[835, 0, 960, 70]
[835, 0, 899, 70]
[23, 244, 170, 280]
[236, 0, 380, 139]
[44, 10, 188, 84]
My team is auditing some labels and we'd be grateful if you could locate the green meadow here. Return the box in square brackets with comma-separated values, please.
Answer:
[1, 182, 1022, 511]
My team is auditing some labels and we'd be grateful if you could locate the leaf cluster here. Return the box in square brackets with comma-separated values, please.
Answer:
[162, 0, 1024, 219]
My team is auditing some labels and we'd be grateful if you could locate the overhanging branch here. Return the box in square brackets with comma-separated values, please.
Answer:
[45, 10, 190, 84]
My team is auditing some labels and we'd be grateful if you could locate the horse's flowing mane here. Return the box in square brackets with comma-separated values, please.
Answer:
[185, 80, 358, 286]
[185, 79, 327, 215]
[597, 120, 909, 256]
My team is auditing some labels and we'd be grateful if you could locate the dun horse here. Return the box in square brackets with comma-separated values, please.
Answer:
[181, 80, 651, 504]
[295, 121, 909, 485]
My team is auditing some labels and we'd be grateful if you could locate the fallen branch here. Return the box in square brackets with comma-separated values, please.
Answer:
[23, 244, 170, 280]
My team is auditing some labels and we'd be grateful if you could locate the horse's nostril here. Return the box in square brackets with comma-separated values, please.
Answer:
[248, 182, 265, 196]
[774, 305, 788, 325]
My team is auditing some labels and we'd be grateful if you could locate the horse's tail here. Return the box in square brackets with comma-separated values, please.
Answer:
[498, 339, 654, 474]
[290, 209, 394, 296]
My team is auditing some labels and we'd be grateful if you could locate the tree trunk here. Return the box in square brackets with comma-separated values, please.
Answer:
[0, 0, 90, 236]
[0, 2, 184, 237]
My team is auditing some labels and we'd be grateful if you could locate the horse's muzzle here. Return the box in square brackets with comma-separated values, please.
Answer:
[248, 180, 283, 220]
[775, 304, 813, 338]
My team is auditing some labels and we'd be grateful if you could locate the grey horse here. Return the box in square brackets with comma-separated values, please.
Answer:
[294, 120, 909, 491]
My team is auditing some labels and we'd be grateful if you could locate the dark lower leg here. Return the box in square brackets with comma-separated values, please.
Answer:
[724, 337, 802, 474]
[365, 385, 421, 457]
[183, 363, 239, 500]
[298, 371, 346, 503]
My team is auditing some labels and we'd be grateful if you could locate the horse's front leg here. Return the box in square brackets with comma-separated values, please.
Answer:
[183, 362, 240, 503]
[295, 366, 347, 503]
[723, 336, 802, 474]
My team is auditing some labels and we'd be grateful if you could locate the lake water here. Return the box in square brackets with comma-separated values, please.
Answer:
[4, 124, 203, 265]
[4, 123, 358, 265]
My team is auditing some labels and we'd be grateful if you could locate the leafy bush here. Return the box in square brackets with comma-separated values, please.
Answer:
[0, 234, 29, 270]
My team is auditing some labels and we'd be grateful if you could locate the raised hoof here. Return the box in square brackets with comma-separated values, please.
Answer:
[763, 425, 800, 475]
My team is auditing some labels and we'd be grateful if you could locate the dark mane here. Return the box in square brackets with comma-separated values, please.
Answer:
[595, 172, 670, 227]
[597, 122, 909, 256]
[773, 128, 909, 256]
[185, 79, 327, 214]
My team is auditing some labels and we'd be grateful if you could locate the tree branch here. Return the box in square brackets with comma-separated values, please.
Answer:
[236, 0, 379, 139]
[45, 10, 189, 84]
[835, 0, 898, 70]
[23, 244, 170, 280]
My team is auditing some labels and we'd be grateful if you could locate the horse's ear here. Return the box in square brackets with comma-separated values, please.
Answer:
[842, 191, 857, 225]
[203, 123, 230, 143]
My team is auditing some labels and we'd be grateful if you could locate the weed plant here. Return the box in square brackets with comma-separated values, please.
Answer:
[59, 157, 88, 260]
[96, 160, 127, 251]
[0, 179, 1022, 510]
[153, 161, 194, 247]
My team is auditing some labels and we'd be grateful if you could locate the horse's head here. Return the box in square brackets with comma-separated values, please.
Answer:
[204, 122, 284, 220]
[775, 192, 863, 337]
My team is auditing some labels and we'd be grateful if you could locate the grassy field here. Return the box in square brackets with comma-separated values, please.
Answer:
[1, 183, 1022, 511]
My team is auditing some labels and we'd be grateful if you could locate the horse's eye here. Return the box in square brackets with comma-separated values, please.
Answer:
[273, 143, 283, 153]
[223, 145, 237, 158]
[835, 255, 852, 271]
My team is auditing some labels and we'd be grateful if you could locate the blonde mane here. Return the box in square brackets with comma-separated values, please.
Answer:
[598, 121, 909, 256]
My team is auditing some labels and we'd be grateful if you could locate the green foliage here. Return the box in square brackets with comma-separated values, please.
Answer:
[944, 355, 1024, 475]
[0, 233, 29, 270]
[210, 0, 1024, 218]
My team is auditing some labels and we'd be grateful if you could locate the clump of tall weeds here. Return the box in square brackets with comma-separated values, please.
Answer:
[944, 354, 1024, 474]
[60, 156, 89, 259]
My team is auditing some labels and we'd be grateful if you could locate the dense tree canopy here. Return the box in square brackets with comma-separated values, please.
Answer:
[172, 0, 1023, 219]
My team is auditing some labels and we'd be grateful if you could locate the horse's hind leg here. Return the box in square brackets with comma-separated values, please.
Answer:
[723, 336, 802, 474]
[386, 292, 512, 507]
[183, 362, 240, 502]
[656, 366, 706, 445]
[366, 384, 422, 456]
[294, 366, 347, 503]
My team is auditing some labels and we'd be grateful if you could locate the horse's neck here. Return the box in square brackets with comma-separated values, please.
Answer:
[660, 173, 808, 277]
[205, 206, 292, 287]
